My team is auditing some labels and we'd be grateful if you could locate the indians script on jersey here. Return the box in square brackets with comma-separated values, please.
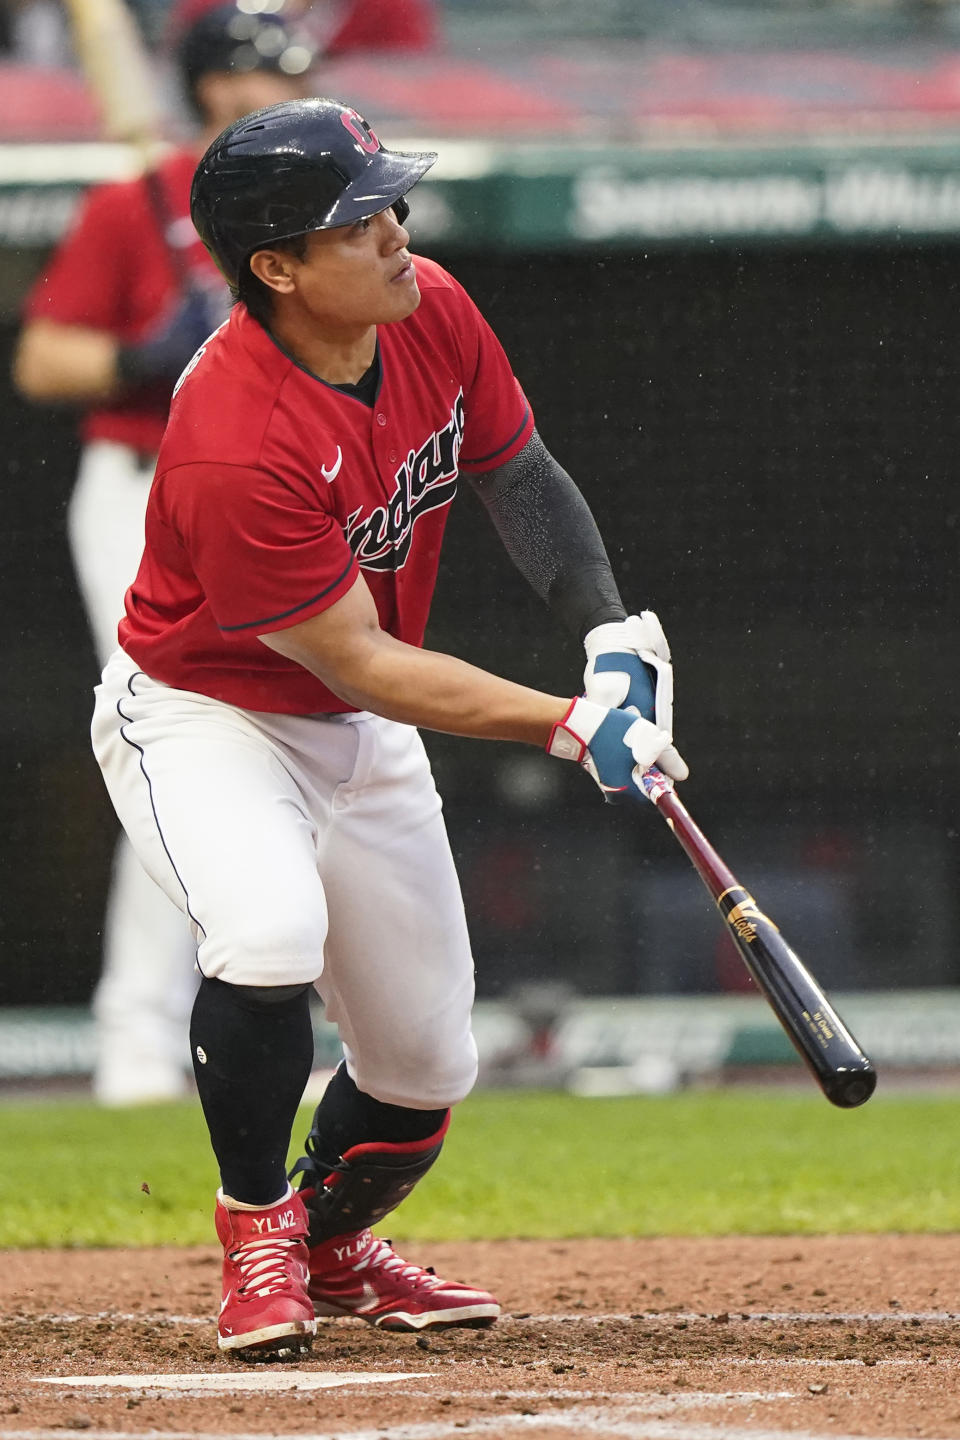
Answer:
[344, 393, 464, 571]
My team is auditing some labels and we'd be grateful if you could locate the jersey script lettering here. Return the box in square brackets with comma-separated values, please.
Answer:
[344, 393, 464, 571]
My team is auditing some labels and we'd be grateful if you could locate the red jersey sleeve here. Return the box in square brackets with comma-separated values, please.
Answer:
[432, 271, 534, 473]
[154, 461, 359, 635]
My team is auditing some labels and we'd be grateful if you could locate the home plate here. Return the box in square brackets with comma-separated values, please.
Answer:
[34, 1371, 429, 1393]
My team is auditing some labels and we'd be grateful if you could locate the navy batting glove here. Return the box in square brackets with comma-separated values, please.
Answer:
[592, 650, 656, 719]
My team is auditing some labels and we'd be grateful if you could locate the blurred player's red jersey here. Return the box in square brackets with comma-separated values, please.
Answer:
[120, 257, 534, 712]
[23, 149, 220, 454]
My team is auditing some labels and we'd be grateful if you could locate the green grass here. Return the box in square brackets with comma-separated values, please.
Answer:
[3, 1088, 960, 1248]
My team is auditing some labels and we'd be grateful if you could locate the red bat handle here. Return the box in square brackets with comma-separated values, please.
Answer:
[639, 769, 738, 900]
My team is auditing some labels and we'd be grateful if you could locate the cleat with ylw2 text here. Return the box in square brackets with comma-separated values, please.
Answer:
[216, 1190, 317, 1358]
[308, 1228, 500, 1331]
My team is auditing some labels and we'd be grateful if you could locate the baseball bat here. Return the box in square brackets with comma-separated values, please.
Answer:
[63, 0, 161, 153]
[637, 768, 876, 1108]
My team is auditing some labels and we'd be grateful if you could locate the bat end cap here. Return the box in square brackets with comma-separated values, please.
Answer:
[823, 1065, 878, 1109]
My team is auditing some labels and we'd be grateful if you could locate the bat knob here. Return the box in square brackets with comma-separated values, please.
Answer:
[823, 1064, 877, 1109]
[636, 766, 673, 805]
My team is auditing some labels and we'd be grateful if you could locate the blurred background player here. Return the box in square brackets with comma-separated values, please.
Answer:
[166, 0, 440, 61]
[0, 0, 439, 65]
[10, 1, 318, 1105]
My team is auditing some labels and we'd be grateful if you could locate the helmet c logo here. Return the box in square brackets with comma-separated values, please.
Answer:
[341, 109, 380, 154]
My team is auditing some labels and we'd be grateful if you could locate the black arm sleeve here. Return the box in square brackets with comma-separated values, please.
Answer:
[467, 428, 628, 642]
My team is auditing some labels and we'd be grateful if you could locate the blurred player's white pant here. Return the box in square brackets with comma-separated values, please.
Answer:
[69, 441, 198, 1105]
[92, 650, 479, 1110]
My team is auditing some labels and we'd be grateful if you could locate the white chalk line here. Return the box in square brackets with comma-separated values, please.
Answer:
[26, 1385, 786, 1404]
[720, 1356, 955, 1368]
[515, 1310, 959, 1325]
[0, 1393, 812, 1440]
[0, 1410, 926, 1440]
[7, 1308, 958, 1327]
[0, 1388, 932, 1440]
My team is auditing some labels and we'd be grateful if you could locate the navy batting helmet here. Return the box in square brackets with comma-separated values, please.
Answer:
[178, 2, 317, 114]
[190, 98, 437, 288]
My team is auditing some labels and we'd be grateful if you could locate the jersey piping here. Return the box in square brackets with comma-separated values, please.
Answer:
[219, 555, 358, 632]
[460, 405, 531, 468]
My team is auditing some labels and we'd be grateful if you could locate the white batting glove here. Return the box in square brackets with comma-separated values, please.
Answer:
[547, 697, 674, 802]
[582, 612, 688, 782]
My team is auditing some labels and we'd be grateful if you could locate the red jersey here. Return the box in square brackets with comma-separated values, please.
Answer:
[120, 257, 534, 712]
[24, 147, 225, 454]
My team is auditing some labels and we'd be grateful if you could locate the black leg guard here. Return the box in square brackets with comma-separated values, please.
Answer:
[292, 1117, 450, 1246]
[289, 1066, 450, 1245]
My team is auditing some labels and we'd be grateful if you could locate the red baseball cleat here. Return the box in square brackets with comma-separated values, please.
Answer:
[307, 1228, 500, 1331]
[216, 1189, 317, 1358]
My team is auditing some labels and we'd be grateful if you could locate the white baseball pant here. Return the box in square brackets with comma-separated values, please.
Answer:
[68, 440, 198, 1103]
[92, 649, 480, 1110]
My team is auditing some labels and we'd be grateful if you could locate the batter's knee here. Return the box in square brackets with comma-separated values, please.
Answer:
[197, 913, 327, 989]
[350, 1032, 479, 1111]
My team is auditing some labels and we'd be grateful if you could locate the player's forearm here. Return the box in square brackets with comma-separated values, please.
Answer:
[13, 320, 121, 403]
[265, 625, 569, 745]
[469, 429, 628, 641]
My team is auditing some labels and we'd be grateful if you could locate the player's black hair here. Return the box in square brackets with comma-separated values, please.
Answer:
[236, 234, 310, 327]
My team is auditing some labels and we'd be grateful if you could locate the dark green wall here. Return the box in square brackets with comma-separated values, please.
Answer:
[2, 242, 957, 1004]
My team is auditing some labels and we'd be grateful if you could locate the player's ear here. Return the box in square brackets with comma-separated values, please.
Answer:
[248, 248, 297, 296]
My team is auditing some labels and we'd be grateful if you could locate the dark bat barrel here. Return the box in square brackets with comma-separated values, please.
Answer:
[716, 886, 877, 1109]
[640, 772, 877, 1110]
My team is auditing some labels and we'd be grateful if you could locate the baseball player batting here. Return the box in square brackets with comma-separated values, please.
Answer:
[91, 97, 687, 1359]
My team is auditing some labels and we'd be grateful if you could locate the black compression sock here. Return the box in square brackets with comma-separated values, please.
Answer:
[190, 976, 314, 1205]
[302, 1062, 449, 1168]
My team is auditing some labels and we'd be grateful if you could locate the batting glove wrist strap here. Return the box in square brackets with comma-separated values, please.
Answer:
[546, 697, 595, 764]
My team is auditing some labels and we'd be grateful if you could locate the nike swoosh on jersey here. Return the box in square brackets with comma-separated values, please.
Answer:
[321, 447, 343, 483]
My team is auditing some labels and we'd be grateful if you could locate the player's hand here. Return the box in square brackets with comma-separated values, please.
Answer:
[116, 286, 223, 388]
[546, 696, 674, 802]
[582, 612, 688, 782]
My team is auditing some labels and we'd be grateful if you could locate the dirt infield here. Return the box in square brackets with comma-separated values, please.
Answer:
[2, 1235, 960, 1439]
